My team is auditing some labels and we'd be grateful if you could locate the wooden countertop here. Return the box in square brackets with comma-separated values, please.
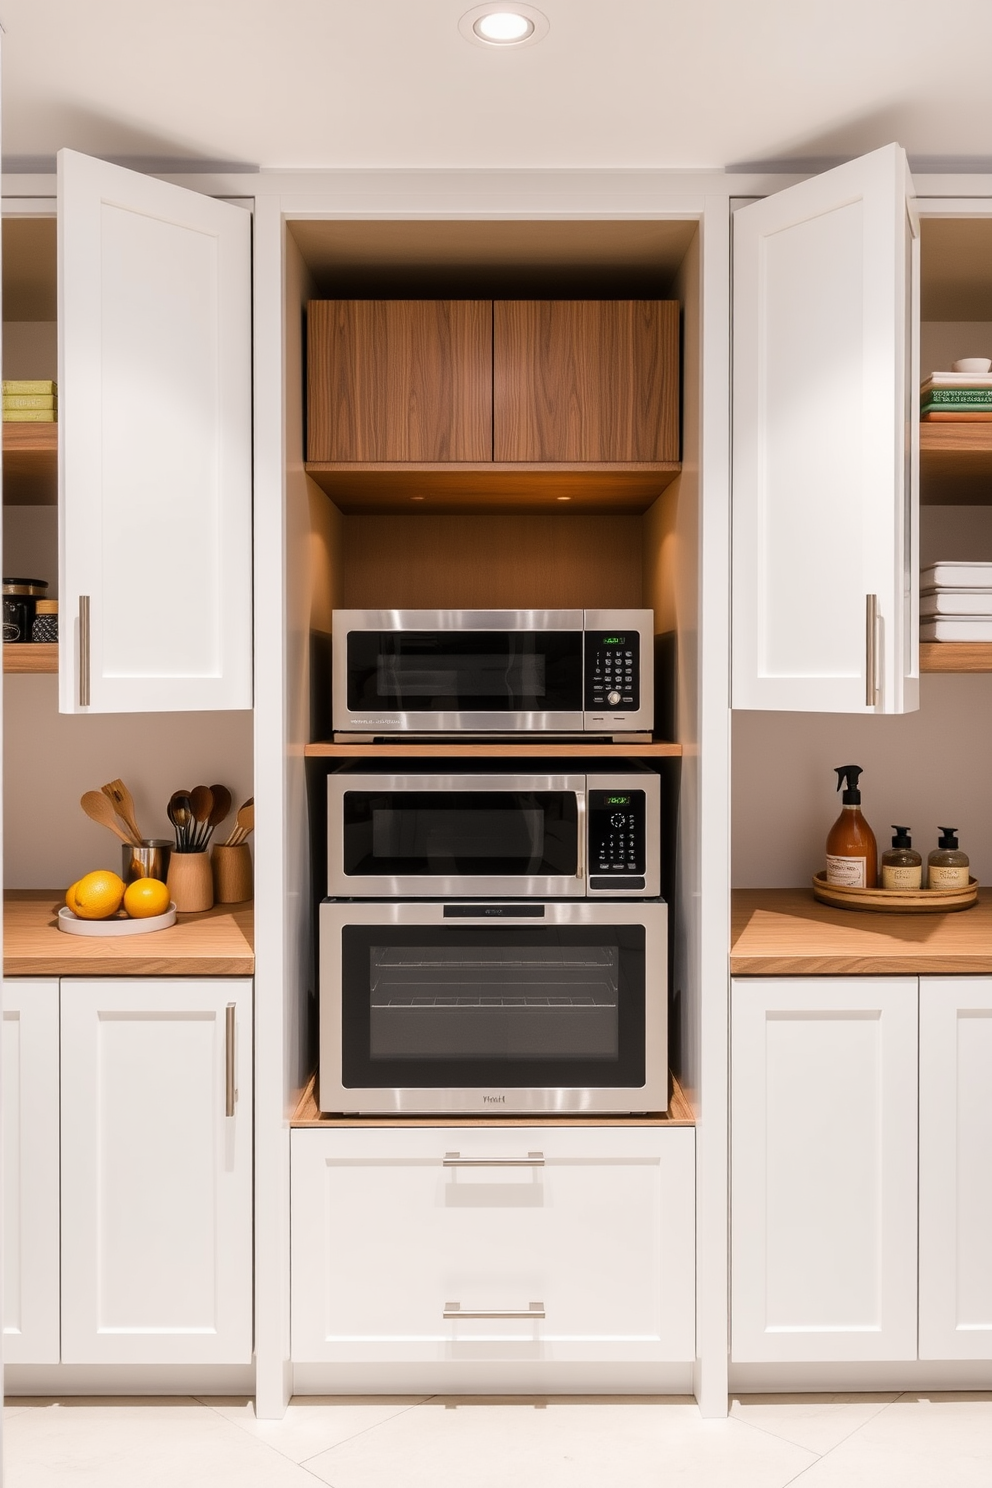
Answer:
[3, 890, 254, 977]
[732, 887, 992, 976]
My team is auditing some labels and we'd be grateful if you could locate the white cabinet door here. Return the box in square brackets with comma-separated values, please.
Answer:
[291, 1126, 695, 1365]
[58, 149, 252, 713]
[3, 978, 60, 1364]
[59, 978, 252, 1363]
[732, 976, 918, 1362]
[733, 143, 919, 714]
[919, 977, 992, 1360]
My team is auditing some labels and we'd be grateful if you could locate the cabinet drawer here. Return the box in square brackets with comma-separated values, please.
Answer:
[291, 1127, 694, 1364]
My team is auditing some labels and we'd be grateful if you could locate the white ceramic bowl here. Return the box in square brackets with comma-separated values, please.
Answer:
[952, 357, 992, 374]
[57, 903, 177, 937]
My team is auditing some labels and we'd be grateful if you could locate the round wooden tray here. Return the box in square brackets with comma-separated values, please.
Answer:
[812, 872, 978, 913]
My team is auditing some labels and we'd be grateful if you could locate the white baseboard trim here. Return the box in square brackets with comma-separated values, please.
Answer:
[730, 1361, 992, 1394]
[4, 1363, 256, 1397]
[292, 1363, 695, 1396]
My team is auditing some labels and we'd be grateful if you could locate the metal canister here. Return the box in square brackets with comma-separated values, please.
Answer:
[3, 577, 48, 643]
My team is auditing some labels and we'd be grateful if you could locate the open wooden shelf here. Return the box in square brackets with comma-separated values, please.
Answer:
[920, 642, 992, 672]
[3, 643, 58, 674]
[305, 739, 682, 758]
[920, 420, 992, 505]
[2, 421, 57, 506]
[304, 462, 681, 515]
[292, 1069, 694, 1128]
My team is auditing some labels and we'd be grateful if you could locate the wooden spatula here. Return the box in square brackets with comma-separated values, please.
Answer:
[101, 779, 143, 846]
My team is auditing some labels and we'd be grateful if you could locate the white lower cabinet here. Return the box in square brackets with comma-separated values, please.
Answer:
[59, 977, 253, 1364]
[291, 1126, 695, 1365]
[731, 977, 918, 1363]
[3, 979, 61, 1364]
[919, 977, 992, 1360]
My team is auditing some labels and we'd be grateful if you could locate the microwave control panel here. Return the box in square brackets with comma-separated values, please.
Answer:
[588, 789, 646, 875]
[584, 632, 640, 711]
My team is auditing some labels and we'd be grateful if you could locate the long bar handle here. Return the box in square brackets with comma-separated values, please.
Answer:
[225, 1003, 237, 1116]
[576, 789, 586, 883]
[865, 593, 879, 708]
[444, 1302, 545, 1320]
[443, 1151, 544, 1168]
[78, 595, 91, 707]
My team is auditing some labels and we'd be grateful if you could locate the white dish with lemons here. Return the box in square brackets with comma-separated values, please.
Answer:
[58, 902, 177, 936]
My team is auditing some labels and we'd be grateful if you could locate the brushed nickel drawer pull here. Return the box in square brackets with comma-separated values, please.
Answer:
[79, 595, 91, 707]
[443, 1151, 545, 1168]
[866, 593, 879, 707]
[225, 1003, 237, 1116]
[444, 1301, 545, 1320]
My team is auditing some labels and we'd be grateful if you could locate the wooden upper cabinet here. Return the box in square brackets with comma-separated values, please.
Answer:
[493, 300, 679, 463]
[307, 300, 493, 462]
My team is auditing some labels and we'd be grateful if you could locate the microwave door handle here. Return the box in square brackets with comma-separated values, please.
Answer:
[576, 789, 586, 884]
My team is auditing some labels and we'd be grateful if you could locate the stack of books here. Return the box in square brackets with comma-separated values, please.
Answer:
[2, 380, 57, 422]
[921, 561, 992, 641]
[921, 371, 992, 420]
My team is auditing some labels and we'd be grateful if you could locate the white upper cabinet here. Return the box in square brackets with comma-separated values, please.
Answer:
[57, 150, 252, 713]
[733, 143, 919, 714]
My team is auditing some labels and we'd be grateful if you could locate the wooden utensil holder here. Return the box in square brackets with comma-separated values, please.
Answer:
[167, 851, 214, 913]
[212, 843, 253, 904]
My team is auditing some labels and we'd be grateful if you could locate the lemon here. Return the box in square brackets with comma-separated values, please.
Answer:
[65, 880, 81, 912]
[71, 869, 125, 920]
[123, 877, 170, 919]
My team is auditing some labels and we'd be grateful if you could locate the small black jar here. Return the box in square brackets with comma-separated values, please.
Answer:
[2, 577, 49, 643]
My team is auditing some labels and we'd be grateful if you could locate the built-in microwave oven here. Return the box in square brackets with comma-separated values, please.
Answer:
[326, 770, 661, 898]
[331, 609, 654, 737]
[318, 898, 668, 1115]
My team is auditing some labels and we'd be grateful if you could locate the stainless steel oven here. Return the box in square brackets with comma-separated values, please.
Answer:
[318, 899, 667, 1114]
[326, 769, 660, 898]
[332, 609, 654, 736]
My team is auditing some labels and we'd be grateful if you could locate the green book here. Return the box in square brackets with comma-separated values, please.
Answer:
[2, 409, 57, 422]
[2, 394, 56, 410]
[922, 388, 992, 405]
[2, 379, 56, 395]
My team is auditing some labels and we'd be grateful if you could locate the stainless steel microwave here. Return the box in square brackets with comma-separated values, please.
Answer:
[331, 609, 654, 736]
[326, 770, 661, 899]
[318, 898, 668, 1115]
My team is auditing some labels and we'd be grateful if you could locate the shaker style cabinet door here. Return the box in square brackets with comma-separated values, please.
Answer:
[731, 976, 918, 1362]
[2, 979, 61, 1365]
[59, 978, 253, 1364]
[307, 300, 493, 463]
[732, 143, 919, 713]
[58, 149, 252, 712]
[919, 978, 992, 1360]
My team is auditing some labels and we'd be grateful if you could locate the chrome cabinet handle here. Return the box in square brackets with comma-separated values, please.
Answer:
[865, 593, 879, 707]
[444, 1302, 545, 1320]
[443, 1151, 544, 1168]
[79, 595, 91, 707]
[225, 1003, 237, 1116]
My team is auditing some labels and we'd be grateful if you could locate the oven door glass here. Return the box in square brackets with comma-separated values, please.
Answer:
[346, 630, 582, 714]
[341, 924, 645, 1088]
[342, 790, 578, 878]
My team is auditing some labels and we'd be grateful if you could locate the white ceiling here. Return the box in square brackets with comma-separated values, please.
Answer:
[2, 0, 992, 174]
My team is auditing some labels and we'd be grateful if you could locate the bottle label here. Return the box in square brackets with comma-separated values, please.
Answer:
[928, 864, 970, 890]
[881, 864, 922, 890]
[826, 854, 867, 887]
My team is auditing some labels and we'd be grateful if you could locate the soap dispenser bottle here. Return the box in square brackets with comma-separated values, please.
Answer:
[880, 826, 923, 890]
[826, 765, 878, 888]
[928, 828, 970, 890]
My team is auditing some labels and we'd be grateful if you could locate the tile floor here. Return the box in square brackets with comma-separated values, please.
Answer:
[3, 1391, 992, 1487]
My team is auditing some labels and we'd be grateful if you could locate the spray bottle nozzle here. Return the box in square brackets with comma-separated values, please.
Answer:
[834, 765, 864, 805]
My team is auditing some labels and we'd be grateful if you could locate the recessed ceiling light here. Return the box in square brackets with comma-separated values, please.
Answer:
[459, 5, 549, 48]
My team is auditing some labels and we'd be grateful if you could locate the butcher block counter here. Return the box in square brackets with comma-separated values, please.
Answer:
[3, 890, 254, 976]
[732, 886, 992, 976]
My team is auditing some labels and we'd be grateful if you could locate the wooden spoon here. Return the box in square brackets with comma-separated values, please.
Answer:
[225, 797, 254, 846]
[101, 778, 143, 846]
[200, 784, 232, 850]
[81, 790, 135, 846]
[188, 785, 214, 852]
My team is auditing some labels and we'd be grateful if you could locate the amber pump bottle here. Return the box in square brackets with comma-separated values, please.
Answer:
[826, 765, 878, 888]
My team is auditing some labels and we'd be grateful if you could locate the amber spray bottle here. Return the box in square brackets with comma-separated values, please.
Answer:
[826, 765, 878, 888]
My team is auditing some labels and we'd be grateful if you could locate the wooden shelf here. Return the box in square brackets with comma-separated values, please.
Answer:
[920, 420, 992, 505]
[305, 739, 682, 758]
[2, 421, 57, 506]
[3, 643, 58, 674]
[292, 1070, 694, 1128]
[3, 890, 254, 977]
[920, 642, 992, 672]
[304, 462, 681, 515]
[732, 886, 992, 977]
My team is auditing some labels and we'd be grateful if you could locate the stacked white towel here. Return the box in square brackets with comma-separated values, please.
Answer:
[921, 562, 992, 640]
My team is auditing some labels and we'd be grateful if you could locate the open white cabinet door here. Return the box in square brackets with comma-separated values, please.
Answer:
[733, 143, 919, 713]
[58, 150, 252, 712]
